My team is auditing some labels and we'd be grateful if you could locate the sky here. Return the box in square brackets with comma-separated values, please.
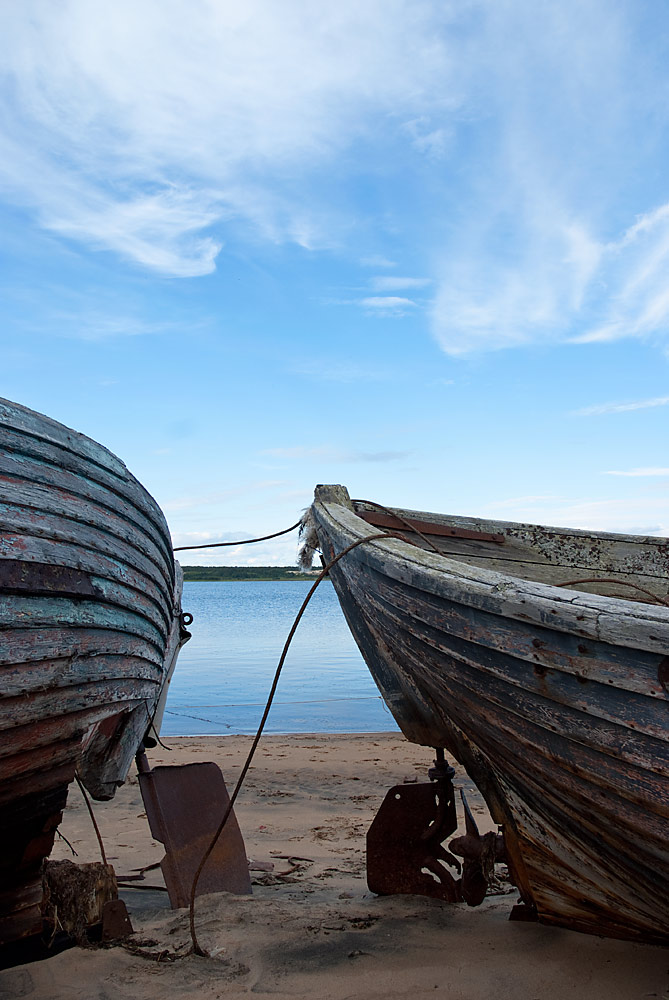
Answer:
[2, 0, 669, 564]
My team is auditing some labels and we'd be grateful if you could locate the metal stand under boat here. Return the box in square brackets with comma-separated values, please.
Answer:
[136, 751, 251, 908]
[366, 749, 507, 906]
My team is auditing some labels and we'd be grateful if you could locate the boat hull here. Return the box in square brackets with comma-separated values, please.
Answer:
[311, 486, 669, 945]
[0, 398, 189, 943]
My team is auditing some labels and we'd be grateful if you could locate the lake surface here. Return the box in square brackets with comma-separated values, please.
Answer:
[162, 581, 399, 735]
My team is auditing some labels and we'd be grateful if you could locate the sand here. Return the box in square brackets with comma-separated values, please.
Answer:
[1, 733, 667, 999]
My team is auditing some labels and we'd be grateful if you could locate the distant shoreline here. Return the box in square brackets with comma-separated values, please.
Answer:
[181, 565, 321, 582]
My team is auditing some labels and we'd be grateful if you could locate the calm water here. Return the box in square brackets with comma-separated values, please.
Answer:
[162, 581, 399, 735]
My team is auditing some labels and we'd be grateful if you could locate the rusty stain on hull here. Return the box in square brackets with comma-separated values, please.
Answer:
[0, 397, 190, 944]
[311, 485, 669, 945]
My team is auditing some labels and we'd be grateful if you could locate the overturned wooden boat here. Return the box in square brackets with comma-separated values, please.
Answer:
[0, 398, 190, 944]
[308, 485, 669, 945]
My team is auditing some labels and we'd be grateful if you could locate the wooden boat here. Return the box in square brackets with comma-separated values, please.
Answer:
[0, 398, 190, 944]
[308, 485, 669, 945]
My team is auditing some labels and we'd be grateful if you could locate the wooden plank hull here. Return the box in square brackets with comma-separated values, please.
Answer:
[311, 486, 669, 945]
[0, 398, 190, 943]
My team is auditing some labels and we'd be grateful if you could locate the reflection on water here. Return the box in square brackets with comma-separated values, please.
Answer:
[163, 580, 398, 735]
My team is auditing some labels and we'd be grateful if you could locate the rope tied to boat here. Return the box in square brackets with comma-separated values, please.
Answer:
[74, 772, 107, 866]
[188, 526, 410, 957]
[173, 520, 303, 552]
[351, 499, 442, 555]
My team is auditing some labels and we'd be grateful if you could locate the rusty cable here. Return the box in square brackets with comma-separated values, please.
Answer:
[351, 499, 442, 555]
[555, 577, 669, 607]
[173, 520, 303, 552]
[74, 772, 107, 867]
[188, 528, 406, 957]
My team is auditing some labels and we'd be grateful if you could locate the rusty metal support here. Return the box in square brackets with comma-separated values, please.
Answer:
[101, 899, 133, 941]
[367, 749, 463, 901]
[367, 751, 509, 907]
[449, 789, 506, 906]
[136, 752, 251, 909]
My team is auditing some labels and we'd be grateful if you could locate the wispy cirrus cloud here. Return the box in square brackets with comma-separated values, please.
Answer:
[482, 495, 562, 511]
[3, 0, 669, 364]
[292, 359, 393, 382]
[573, 396, 669, 416]
[162, 480, 285, 513]
[360, 255, 397, 268]
[0, 2, 457, 277]
[484, 494, 669, 537]
[360, 296, 416, 315]
[604, 467, 669, 477]
[52, 312, 185, 341]
[370, 276, 431, 292]
[261, 446, 410, 463]
[427, 4, 669, 356]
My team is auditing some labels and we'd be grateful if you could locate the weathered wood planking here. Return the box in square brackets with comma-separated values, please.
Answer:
[0, 397, 190, 944]
[356, 501, 669, 598]
[312, 485, 669, 945]
[0, 399, 173, 547]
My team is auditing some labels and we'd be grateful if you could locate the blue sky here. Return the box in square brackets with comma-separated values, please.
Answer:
[2, 0, 669, 563]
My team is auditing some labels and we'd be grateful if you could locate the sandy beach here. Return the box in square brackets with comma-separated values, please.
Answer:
[2, 733, 667, 1000]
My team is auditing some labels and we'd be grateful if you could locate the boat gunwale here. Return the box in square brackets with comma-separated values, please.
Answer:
[315, 498, 669, 640]
[353, 498, 669, 550]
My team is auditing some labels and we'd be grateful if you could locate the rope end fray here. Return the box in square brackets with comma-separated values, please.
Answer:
[298, 508, 319, 570]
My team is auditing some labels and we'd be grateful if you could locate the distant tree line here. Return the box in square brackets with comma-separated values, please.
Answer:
[181, 565, 321, 581]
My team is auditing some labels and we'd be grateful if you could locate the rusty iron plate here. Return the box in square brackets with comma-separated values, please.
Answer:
[357, 509, 505, 544]
[367, 780, 462, 902]
[138, 759, 251, 909]
[101, 899, 133, 941]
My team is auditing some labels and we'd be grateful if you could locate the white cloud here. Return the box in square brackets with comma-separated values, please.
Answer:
[401, 116, 452, 159]
[484, 494, 669, 537]
[4, 0, 669, 363]
[261, 446, 410, 463]
[292, 359, 393, 382]
[434, 183, 669, 357]
[162, 480, 285, 513]
[170, 532, 301, 566]
[568, 205, 669, 345]
[262, 446, 342, 460]
[360, 255, 397, 268]
[431, 215, 612, 355]
[574, 396, 669, 416]
[0, 1, 457, 276]
[370, 276, 432, 291]
[483, 495, 562, 511]
[54, 312, 183, 341]
[604, 467, 669, 477]
[424, 5, 669, 355]
[361, 296, 416, 314]
[46, 188, 224, 277]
